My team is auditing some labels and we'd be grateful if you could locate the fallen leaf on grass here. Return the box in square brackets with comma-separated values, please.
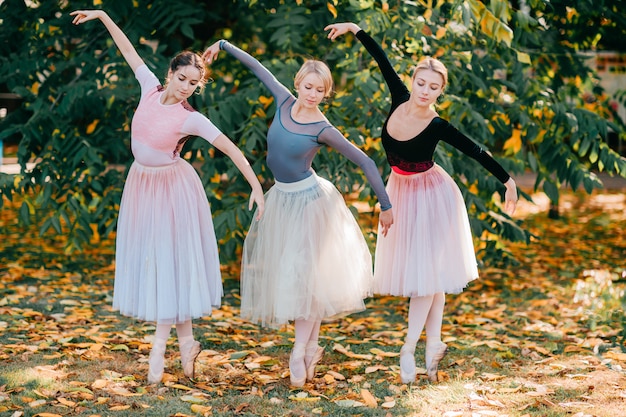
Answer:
[169, 383, 193, 391]
[28, 399, 47, 408]
[360, 389, 378, 408]
[33, 365, 67, 380]
[369, 348, 399, 358]
[190, 404, 212, 415]
[468, 392, 505, 407]
[289, 392, 320, 402]
[479, 372, 506, 381]
[181, 395, 207, 404]
[55, 397, 76, 407]
[364, 365, 387, 374]
[381, 399, 395, 408]
[335, 399, 366, 407]
[604, 351, 626, 362]
[326, 370, 345, 380]
[333, 344, 373, 360]
[108, 404, 131, 411]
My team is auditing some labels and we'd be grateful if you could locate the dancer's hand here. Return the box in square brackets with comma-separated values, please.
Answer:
[503, 178, 518, 215]
[379, 208, 394, 237]
[250, 188, 265, 220]
[70, 10, 105, 25]
[202, 41, 222, 65]
[324, 22, 361, 40]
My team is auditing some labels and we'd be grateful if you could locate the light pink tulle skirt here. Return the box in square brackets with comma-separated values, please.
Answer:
[374, 164, 479, 297]
[113, 159, 222, 324]
[240, 173, 373, 328]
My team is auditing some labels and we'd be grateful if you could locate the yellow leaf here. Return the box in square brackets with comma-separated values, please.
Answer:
[56, 397, 76, 407]
[109, 344, 129, 351]
[170, 383, 193, 391]
[326, 370, 345, 380]
[29, 399, 47, 408]
[503, 129, 522, 154]
[496, 23, 513, 47]
[327, 2, 337, 19]
[33, 414, 63, 417]
[369, 348, 398, 358]
[289, 392, 321, 402]
[381, 399, 396, 408]
[109, 405, 131, 411]
[180, 395, 207, 404]
[360, 388, 378, 408]
[605, 351, 626, 361]
[86, 119, 99, 135]
[30, 81, 40, 95]
[364, 365, 386, 374]
[190, 404, 212, 414]
[435, 26, 446, 39]
[517, 50, 531, 64]
[258, 95, 273, 108]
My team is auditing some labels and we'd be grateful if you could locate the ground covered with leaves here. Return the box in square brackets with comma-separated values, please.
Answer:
[1, 187, 625, 417]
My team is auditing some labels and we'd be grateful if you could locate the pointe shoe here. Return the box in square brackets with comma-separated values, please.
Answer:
[304, 344, 324, 382]
[399, 344, 417, 384]
[289, 344, 306, 387]
[147, 341, 166, 384]
[180, 340, 201, 379]
[425, 341, 448, 382]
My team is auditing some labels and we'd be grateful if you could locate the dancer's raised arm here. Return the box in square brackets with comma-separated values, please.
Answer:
[70, 9, 144, 72]
[203, 40, 290, 103]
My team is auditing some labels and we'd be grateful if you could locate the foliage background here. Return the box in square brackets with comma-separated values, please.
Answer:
[1, 0, 625, 263]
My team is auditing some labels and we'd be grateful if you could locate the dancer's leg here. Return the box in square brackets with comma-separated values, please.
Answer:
[424, 292, 445, 343]
[424, 292, 448, 382]
[290, 319, 318, 386]
[400, 295, 435, 383]
[406, 294, 435, 341]
[148, 323, 171, 383]
[304, 319, 324, 381]
[294, 319, 318, 344]
[176, 320, 201, 378]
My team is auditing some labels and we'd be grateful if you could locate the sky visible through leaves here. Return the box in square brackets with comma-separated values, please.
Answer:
[0, 185, 625, 417]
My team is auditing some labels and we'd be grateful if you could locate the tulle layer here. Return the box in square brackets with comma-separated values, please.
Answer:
[113, 159, 222, 324]
[374, 165, 478, 297]
[240, 173, 373, 328]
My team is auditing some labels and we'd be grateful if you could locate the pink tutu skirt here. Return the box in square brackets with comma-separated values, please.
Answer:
[240, 173, 373, 328]
[374, 164, 478, 297]
[113, 159, 223, 324]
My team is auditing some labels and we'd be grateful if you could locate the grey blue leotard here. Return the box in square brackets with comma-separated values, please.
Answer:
[220, 41, 392, 209]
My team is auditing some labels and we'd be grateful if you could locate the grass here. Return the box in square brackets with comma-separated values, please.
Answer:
[1, 188, 626, 416]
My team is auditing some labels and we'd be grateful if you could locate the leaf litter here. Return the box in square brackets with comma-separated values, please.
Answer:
[0, 189, 625, 416]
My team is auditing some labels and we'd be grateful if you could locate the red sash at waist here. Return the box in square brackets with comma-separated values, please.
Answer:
[391, 160, 434, 175]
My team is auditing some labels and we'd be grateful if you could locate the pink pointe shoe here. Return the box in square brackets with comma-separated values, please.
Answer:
[147, 341, 166, 384]
[304, 343, 324, 381]
[180, 340, 201, 379]
[289, 344, 306, 387]
[425, 341, 448, 382]
[399, 344, 417, 383]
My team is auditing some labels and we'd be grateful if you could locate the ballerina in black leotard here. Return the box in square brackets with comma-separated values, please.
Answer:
[326, 22, 517, 384]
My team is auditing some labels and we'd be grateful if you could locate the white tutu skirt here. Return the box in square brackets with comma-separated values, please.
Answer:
[113, 159, 223, 324]
[374, 164, 478, 297]
[240, 173, 373, 328]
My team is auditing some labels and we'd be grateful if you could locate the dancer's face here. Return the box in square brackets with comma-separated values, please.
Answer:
[410, 69, 444, 107]
[295, 73, 327, 109]
[166, 65, 202, 101]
